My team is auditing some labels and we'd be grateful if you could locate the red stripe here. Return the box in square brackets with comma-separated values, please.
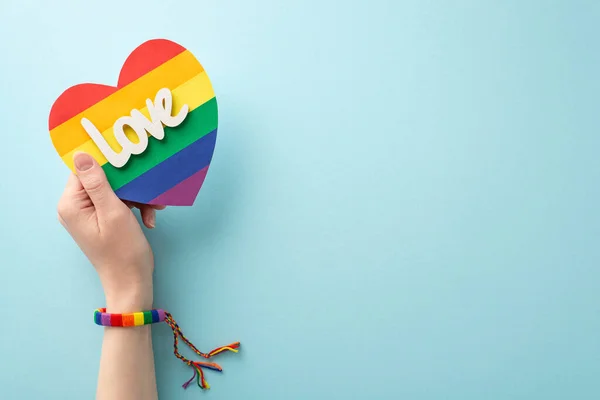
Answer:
[48, 84, 117, 131]
[48, 39, 187, 130]
[117, 39, 186, 87]
[110, 314, 123, 327]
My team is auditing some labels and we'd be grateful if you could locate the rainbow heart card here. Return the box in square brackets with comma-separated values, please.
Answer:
[48, 39, 218, 206]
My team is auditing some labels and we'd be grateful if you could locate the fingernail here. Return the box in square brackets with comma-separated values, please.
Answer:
[148, 210, 156, 228]
[74, 152, 94, 172]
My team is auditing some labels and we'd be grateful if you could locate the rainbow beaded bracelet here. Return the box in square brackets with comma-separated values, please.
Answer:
[93, 307, 240, 391]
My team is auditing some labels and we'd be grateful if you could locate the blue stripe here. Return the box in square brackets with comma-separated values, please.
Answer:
[115, 129, 217, 203]
[151, 309, 160, 323]
[94, 311, 101, 325]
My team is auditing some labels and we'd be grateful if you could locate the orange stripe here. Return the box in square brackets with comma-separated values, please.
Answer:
[122, 314, 135, 327]
[50, 50, 203, 156]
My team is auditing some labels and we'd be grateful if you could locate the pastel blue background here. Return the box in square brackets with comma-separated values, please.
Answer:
[0, 1, 598, 399]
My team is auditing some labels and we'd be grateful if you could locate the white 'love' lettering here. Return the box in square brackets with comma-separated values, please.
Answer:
[81, 88, 189, 168]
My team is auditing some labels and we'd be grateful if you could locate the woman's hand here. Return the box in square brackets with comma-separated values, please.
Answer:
[57, 152, 164, 312]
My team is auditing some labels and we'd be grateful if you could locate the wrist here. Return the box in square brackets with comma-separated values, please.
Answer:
[104, 281, 154, 313]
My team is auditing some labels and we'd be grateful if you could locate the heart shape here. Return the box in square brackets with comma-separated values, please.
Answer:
[48, 39, 218, 206]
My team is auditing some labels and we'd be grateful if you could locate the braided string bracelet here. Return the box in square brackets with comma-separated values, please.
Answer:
[94, 308, 240, 390]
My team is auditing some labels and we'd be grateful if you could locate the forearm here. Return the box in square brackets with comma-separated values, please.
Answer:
[97, 326, 157, 400]
[96, 287, 157, 400]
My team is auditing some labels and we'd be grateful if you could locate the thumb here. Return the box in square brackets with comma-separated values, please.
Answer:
[73, 152, 120, 211]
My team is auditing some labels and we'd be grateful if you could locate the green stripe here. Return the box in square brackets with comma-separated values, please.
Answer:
[103, 97, 218, 190]
[143, 311, 153, 325]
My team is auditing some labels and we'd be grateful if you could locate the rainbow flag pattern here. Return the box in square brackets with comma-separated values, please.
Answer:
[48, 39, 217, 206]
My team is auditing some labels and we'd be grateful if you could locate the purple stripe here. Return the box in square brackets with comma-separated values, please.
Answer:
[101, 314, 111, 326]
[115, 129, 217, 203]
[157, 309, 166, 322]
[149, 166, 208, 206]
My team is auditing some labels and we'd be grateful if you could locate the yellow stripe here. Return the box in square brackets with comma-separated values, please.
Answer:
[51, 50, 203, 156]
[210, 347, 239, 356]
[133, 312, 145, 326]
[61, 72, 215, 170]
